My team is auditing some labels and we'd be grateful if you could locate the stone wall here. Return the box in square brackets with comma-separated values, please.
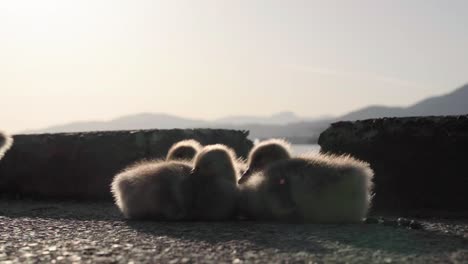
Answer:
[318, 115, 468, 216]
[0, 129, 253, 200]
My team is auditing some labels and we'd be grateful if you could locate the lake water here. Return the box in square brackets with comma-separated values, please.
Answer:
[291, 144, 321, 155]
[251, 139, 320, 155]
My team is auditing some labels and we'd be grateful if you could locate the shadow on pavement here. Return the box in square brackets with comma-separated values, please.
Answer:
[1, 199, 466, 256]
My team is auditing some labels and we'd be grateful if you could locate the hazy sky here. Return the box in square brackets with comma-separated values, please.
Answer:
[1, 0, 467, 132]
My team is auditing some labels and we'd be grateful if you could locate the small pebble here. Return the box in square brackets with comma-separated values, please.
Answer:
[409, 220, 424, 230]
[397, 218, 411, 227]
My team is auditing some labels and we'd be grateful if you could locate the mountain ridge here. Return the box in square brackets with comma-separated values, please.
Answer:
[340, 83, 468, 120]
[21, 83, 468, 143]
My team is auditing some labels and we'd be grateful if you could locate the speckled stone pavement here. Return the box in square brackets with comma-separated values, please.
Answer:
[0, 200, 467, 263]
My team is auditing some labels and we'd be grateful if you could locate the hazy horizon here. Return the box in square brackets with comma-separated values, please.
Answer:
[2, 0, 468, 133]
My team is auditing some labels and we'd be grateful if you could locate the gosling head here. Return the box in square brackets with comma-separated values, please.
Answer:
[192, 144, 238, 182]
[238, 138, 292, 184]
[166, 139, 202, 161]
[262, 168, 300, 221]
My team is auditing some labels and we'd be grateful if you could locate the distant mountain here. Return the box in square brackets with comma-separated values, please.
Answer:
[22, 83, 468, 143]
[22, 111, 326, 137]
[340, 83, 468, 120]
[406, 84, 468, 116]
[23, 113, 209, 134]
[215, 111, 303, 125]
[22, 111, 329, 143]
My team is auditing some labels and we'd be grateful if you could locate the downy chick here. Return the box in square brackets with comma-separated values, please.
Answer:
[0, 131, 13, 160]
[239, 138, 374, 223]
[190, 144, 239, 221]
[263, 154, 374, 223]
[166, 139, 202, 162]
[238, 138, 292, 184]
[111, 160, 193, 221]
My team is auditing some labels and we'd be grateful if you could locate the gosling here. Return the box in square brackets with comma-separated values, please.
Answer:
[111, 160, 193, 221]
[166, 139, 202, 161]
[0, 131, 13, 160]
[190, 144, 239, 221]
[239, 139, 374, 223]
[238, 138, 292, 184]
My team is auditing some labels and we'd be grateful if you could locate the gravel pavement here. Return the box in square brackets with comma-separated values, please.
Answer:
[0, 200, 467, 263]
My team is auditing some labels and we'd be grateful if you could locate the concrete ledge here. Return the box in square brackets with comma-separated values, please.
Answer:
[318, 115, 468, 216]
[0, 129, 253, 200]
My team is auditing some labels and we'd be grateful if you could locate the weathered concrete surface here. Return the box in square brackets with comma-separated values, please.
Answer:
[318, 115, 468, 216]
[0, 129, 252, 200]
[0, 200, 466, 263]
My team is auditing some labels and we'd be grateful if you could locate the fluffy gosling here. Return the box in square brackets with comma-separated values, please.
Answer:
[166, 139, 203, 161]
[190, 144, 239, 221]
[111, 160, 193, 220]
[0, 131, 13, 160]
[239, 138, 374, 223]
[238, 138, 292, 184]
